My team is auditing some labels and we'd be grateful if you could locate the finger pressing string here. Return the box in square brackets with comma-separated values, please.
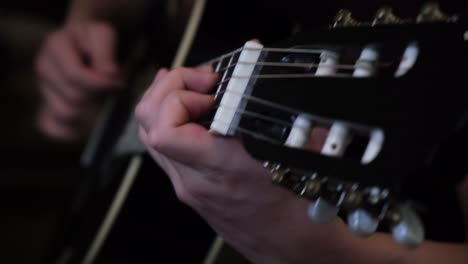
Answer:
[145, 90, 218, 166]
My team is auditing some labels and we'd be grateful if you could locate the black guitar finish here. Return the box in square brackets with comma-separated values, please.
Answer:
[208, 19, 468, 244]
[242, 23, 468, 191]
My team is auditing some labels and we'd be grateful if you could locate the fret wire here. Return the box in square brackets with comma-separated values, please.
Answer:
[214, 57, 223, 72]
[214, 52, 237, 99]
[204, 47, 243, 66]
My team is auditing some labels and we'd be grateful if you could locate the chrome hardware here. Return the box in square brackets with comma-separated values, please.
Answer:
[299, 177, 322, 200]
[308, 197, 339, 223]
[263, 161, 425, 247]
[347, 209, 379, 236]
[391, 205, 425, 247]
[340, 189, 363, 209]
[416, 2, 459, 23]
[265, 162, 306, 192]
[330, 3, 459, 28]
[372, 7, 402, 25]
[333, 10, 360, 28]
[368, 187, 383, 204]
[385, 207, 402, 223]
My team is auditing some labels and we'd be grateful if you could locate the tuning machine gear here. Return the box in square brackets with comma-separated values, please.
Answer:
[389, 205, 425, 247]
[417, 2, 459, 23]
[332, 10, 361, 28]
[263, 161, 424, 247]
[372, 7, 403, 25]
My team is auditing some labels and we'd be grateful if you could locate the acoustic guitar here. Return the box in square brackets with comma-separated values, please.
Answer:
[49, 1, 468, 263]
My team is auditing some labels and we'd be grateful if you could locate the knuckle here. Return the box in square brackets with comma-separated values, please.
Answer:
[174, 184, 192, 205]
[165, 90, 185, 106]
[63, 67, 82, 85]
[134, 101, 150, 122]
[170, 67, 187, 77]
[92, 22, 115, 34]
[147, 129, 164, 151]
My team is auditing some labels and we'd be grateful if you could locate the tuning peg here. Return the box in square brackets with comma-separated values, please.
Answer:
[299, 177, 322, 200]
[285, 114, 313, 148]
[390, 205, 425, 247]
[308, 197, 339, 224]
[321, 122, 352, 157]
[372, 7, 402, 25]
[347, 209, 379, 236]
[394, 42, 420, 77]
[333, 10, 360, 28]
[353, 45, 379, 77]
[417, 2, 459, 23]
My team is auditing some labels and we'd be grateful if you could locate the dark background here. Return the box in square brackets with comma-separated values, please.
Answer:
[0, 1, 83, 264]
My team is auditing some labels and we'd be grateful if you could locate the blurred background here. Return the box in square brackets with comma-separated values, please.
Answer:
[0, 1, 84, 263]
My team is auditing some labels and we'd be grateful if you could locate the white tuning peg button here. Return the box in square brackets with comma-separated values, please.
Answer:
[391, 206, 425, 248]
[353, 45, 379, 77]
[308, 197, 339, 224]
[321, 122, 351, 157]
[394, 42, 419, 77]
[347, 209, 379, 236]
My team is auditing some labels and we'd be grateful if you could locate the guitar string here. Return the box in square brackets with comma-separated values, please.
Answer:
[204, 46, 331, 66]
[200, 89, 376, 136]
[215, 73, 353, 87]
[216, 60, 389, 74]
[201, 93, 323, 134]
[199, 118, 285, 145]
[205, 46, 392, 75]
[195, 46, 383, 135]
[208, 54, 388, 86]
[213, 103, 295, 128]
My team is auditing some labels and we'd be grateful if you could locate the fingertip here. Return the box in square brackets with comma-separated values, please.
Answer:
[154, 68, 169, 82]
[194, 64, 214, 73]
[250, 38, 262, 44]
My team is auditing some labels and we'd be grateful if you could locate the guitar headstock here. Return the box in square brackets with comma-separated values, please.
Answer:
[205, 2, 467, 247]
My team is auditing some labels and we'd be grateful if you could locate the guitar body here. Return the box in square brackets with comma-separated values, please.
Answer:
[48, 1, 468, 263]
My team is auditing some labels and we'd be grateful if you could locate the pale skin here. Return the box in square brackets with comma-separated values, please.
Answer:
[35, 0, 147, 141]
[135, 66, 468, 264]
